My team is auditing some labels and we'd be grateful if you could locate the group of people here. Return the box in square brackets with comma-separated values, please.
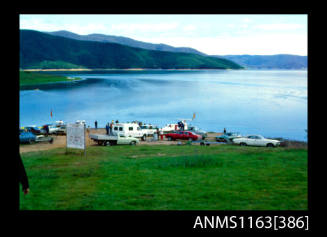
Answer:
[177, 121, 185, 131]
[105, 121, 115, 135]
[95, 120, 119, 134]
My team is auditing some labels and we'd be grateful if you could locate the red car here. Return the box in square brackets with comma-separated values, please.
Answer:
[165, 131, 201, 141]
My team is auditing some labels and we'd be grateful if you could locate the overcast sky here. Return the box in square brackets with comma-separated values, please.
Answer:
[20, 14, 307, 56]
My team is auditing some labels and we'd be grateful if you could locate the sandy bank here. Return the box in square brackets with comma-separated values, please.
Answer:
[19, 129, 223, 154]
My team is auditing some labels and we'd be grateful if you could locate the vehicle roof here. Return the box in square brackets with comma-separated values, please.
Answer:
[114, 123, 140, 126]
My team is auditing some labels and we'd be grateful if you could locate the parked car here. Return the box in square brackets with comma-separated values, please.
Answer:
[232, 135, 281, 147]
[187, 126, 207, 139]
[56, 124, 66, 135]
[24, 126, 46, 135]
[216, 132, 242, 143]
[19, 130, 36, 144]
[42, 124, 60, 134]
[165, 131, 201, 141]
[89, 133, 139, 146]
[35, 135, 54, 143]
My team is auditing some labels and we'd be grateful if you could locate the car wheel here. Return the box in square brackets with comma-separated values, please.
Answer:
[266, 143, 274, 147]
[130, 141, 136, 146]
[188, 138, 193, 141]
[142, 134, 146, 141]
[240, 142, 247, 146]
[168, 137, 172, 141]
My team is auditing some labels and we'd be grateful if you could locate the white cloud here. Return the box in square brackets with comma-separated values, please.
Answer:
[110, 22, 179, 34]
[255, 23, 304, 31]
[138, 33, 307, 55]
[183, 25, 197, 32]
[242, 18, 253, 23]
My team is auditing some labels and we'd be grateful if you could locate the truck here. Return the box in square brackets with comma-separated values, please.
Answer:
[112, 122, 147, 141]
[89, 133, 139, 146]
[140, 124, 158, 136]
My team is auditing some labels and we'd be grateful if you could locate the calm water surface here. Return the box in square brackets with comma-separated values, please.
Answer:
[20, 70, 307, 141]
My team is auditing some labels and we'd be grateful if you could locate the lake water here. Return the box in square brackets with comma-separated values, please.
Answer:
[20, 69, 308, 141]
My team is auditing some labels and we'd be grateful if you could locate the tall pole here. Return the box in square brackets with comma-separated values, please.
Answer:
[84, 123, 86, 158]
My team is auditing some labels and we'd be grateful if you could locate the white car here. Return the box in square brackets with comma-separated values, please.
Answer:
[233, 135, 280, 147]
[48, 125, 60, 134]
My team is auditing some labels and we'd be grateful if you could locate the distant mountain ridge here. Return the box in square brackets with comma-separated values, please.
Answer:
[214, 54, 307, 69]
[45, 30, 307, 69]
[46, 30, 206, 56]
[20, 30, 242, 70]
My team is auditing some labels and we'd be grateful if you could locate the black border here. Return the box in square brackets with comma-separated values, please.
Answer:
[11, 7, 314, 233]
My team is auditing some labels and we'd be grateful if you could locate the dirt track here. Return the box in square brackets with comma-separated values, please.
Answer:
[19, 129, 222, 154]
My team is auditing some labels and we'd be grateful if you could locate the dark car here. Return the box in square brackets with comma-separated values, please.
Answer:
[216, 132, 242, 143]
[165, 131, 201, 141]
[19, 130, 36, 144]
[24, 126, 46, 135]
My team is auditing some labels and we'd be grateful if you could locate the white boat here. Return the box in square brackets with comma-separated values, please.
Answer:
[160, 120, 189, 133]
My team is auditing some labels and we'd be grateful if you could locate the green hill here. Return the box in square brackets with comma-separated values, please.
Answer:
[20, 30, 243, 70]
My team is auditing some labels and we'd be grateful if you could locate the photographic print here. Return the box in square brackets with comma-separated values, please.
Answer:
[18, 14, 308, 211]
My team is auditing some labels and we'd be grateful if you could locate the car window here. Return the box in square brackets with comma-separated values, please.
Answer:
[137, 127, 141, 131]
[114, 127, 118, 131]
[119, 127, 123, 131]
[129, 127, 133, 131]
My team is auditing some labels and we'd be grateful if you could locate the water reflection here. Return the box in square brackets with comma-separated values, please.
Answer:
[20, 70, 307, 141]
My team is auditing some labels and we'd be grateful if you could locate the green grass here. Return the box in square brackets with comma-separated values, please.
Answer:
[19, 145, 307, 210]
[20, 71, 80, 87]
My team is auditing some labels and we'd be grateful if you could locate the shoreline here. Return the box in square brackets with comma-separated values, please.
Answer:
[21, 68, 233, 72]
[21, 68, 308, 72]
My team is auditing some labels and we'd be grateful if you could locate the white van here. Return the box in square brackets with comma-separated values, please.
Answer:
[112, 123, 147, 141]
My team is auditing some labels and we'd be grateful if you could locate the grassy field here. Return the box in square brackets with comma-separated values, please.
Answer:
[20, 71, 80, 87]
[20, 144, 307, 210]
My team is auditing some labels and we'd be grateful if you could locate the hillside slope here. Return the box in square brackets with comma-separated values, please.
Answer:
[215, 54, 307, 69]
[20, 30, 242, 70]
[46, 30, 206, 56]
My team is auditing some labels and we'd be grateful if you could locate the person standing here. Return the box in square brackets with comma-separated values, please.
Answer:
[18, 155, 29, 197]
[95, 120, 98, 130]
[45, 125, 49, 136]
[110, 121, 114, 135]
[156, 128, 160, 141]
[106, 123, 110, 135]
